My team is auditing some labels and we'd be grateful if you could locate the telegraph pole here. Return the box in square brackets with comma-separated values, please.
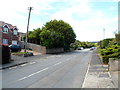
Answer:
[103, 28, 105, 39]
[102, 28, 105, 48]
[25, 7, 33, 52]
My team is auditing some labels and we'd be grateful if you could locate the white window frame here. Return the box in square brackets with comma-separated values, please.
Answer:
[13, 30, 18, 35]
[3, 27, 8, 33]
[3, 24, 9, 33]
[13, 27, 18, 35]
[3, 39, 8, 44]
[12, 40, 17, 45]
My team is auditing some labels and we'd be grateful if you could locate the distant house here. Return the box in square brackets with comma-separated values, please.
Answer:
[0, 21, 19, 45]
[18, 32, 25, 41]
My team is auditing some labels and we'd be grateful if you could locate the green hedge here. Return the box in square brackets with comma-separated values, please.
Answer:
[115, 34, 120, 45]
[99, 45, 120, 64]
[102, 56, 109, 64]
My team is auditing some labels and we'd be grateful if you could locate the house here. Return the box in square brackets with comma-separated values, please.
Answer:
[18, 32, 25, 41]
[0, 21, 19, 45]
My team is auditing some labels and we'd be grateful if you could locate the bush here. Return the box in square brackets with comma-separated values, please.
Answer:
[104, 50, 114, 55]
[102, 56, 109, 64]
[100, 50, 105, 56]
[108, 52, 120, 59]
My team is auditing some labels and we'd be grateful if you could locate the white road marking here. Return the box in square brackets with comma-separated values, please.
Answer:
[29, 62, 36, 64]
[9, 66, 17, 69]
[20, 64, 27, 66]
[18, 67, 49, 81]
[53, 62, 62, 66]
[19, 77, 27, 81]
[18, 61, 63, 81]
[82, 62, 90, 88]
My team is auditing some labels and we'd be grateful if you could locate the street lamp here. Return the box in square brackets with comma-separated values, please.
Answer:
[24, 7, 33, 52]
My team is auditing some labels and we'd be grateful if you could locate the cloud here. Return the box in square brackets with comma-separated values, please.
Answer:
[0, 0, 118, 41]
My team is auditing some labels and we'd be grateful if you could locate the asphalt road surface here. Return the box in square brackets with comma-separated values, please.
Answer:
[2, 49, 94, 88]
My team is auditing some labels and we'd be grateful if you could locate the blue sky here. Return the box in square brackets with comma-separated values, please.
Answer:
[0, 0, 118, 41]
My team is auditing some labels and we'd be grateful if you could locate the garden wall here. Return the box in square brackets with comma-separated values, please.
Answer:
[46, 48, 64, 54]
[18, 41, 46, 54]
[109, 58, 120, 71]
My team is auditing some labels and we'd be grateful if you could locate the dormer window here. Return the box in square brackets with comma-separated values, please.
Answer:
[13, 30, 18, 35]
[3, 27, 8, 33]
[13, 27, 18, 35]
[3, 24, 9, 33]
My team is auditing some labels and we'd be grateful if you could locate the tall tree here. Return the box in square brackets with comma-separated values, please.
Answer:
[43, 20, 76, 50]
[40, 30, 64, 49]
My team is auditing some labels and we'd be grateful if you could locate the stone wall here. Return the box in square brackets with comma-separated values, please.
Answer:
[109, 58, 120, 71]
[46, 48, 64, 54]
[18, 41, 65, 54]
[18, 41, 46, 54]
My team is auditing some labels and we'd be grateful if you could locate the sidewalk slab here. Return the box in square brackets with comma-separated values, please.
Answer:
[82, 51, 116, 88]
[109, 71, 120, 89]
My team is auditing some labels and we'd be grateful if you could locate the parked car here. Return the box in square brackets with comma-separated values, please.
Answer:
[0, 43, 11, 64]
[9, 44, 21, 52]
[90, 47, 95, 50]
[78, 47, 84, 50]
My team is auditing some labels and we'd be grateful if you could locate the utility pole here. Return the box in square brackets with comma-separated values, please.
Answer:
[103, 28, 105, 39]
[24, 7, 33, 52]
[102, 28, 105, 48]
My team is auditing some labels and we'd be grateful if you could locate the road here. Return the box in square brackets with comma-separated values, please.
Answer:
[2, 49, 93, 88]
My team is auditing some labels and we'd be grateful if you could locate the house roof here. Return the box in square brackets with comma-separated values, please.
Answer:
[0, 21, 18, 32]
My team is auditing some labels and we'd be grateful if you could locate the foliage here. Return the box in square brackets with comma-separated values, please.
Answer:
[23, 28, 42, 45]
[102, 56, 109, 64]
[98, 38, 114, 49]
[12, 52, 29, 54]
[98, 44, 120, 64]
[70, 40, 95, 50]
[24, 20, 76, 50]
[43, 20, 76, 50]
[115, 33, 120, 45]
[40, 30, 64, 49]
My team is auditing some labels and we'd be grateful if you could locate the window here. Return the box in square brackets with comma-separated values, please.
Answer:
[13, 30, 18, 35]
[3, 39, 8, 44]
[3, 27, 8, 33]
[12, 40, 17, 45]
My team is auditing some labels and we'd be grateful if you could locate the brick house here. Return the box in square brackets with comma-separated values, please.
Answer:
[0, 21, 19, 45]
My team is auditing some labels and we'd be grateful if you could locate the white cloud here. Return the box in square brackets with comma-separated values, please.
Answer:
[0, 0, 118, 41]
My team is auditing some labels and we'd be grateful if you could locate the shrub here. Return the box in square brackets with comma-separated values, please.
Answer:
[102, 56, 109, 64]
[104, 50, 114, 55]
[108, 52, 120, 59]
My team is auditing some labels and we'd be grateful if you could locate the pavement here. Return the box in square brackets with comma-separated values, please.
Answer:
[0, 53, 49, 70]
[109, 71, 120, 89]
[1, 50, 119, 88]
[82, 51, 117, 88]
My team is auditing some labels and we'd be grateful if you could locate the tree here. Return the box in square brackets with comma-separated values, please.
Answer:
[40, 30, 64, 49]
[99, 38, 114, 48]
[43, 20, 76, 50]
[32, 28, 42, 44]
[24, 28, 42, 45]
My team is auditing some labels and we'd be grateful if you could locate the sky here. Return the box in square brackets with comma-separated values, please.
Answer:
[0, 0, 118, 42]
